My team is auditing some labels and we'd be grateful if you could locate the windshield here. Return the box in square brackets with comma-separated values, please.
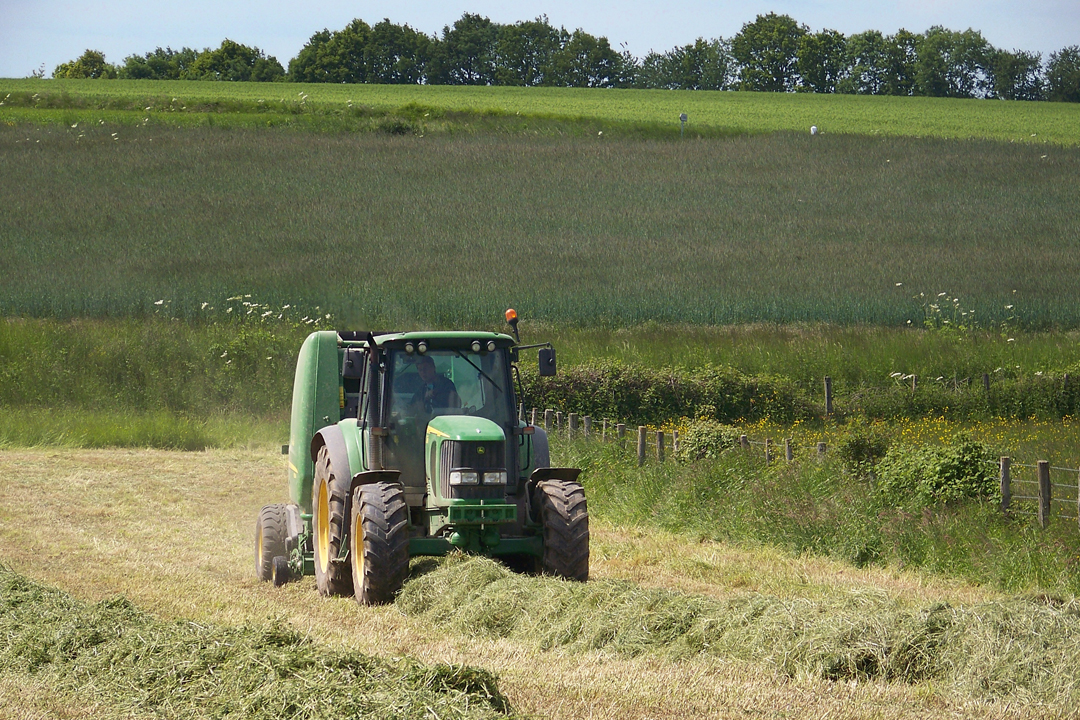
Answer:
[387, 348, 515, 429]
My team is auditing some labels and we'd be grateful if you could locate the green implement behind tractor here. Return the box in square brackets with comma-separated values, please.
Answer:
[254, 310, 589, 604]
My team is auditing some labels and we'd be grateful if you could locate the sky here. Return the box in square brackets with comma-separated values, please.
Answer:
[1, 0, 1078, 79]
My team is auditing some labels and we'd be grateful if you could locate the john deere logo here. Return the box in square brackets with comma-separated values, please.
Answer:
[476, 446, 486, 455]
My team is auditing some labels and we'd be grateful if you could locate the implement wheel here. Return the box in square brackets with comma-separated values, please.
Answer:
[350, 482, 410, 605]
[537, 479, 590, 581]
[254, 504, 287, 582]
[312, 446, 354, 597]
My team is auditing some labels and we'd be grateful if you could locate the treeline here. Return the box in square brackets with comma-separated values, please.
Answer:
[52, 12, 1080, 102]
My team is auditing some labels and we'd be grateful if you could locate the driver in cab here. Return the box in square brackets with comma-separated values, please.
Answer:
[414, 355, 459, 412]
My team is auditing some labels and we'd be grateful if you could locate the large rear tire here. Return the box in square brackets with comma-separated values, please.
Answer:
[350, 482, 410, 605]
[255, 504, 288, 582]
[537, 479, 589, 581]
[312, 446, 354, 597]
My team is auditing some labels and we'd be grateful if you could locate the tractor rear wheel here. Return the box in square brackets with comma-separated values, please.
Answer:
[350, 482, 410, 605]
[537, 479, 589, 581]
[255, 504, 287, 582]
[312, 446, 354, 597]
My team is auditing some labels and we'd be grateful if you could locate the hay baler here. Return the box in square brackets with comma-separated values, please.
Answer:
[255, 312, 588, 604]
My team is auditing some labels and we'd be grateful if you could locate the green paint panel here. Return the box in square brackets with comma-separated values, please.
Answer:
[447, 502, 516, 525]
[426, 414, 505, 442]
[287, 330, 342, 513]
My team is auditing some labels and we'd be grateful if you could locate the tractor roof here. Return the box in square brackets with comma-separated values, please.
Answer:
[338, 331, 515, 347]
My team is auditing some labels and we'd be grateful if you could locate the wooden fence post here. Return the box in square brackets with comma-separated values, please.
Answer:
[1038, 460, 1051, 529]
[544, 409, 552, 430]
[583, 416, 591, 438]
[765, 438, 772, 464]
[911, 374, 917, 393]
[617, 423, 626, 445]
[983, 373, 991, 396]
[785, 438, 793, 462]
[568, 413, 579, 438]
[656, 431, 665, 462]
[739, 434, 749, 451]
[602, 419, 608, 442]
[1000, 457, 1011, 513]
[673, 429, 680, 454]
[555, 411, 563, 430]
[530, 408, 538, 427]
[519, 403, 525, 421]
[824, 376, 833, 416]
[637, 426, 647, 467]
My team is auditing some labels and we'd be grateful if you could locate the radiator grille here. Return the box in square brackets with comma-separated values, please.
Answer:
[439, 440, 505, 500]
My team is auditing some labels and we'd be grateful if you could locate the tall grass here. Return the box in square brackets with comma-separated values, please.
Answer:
[558, 437, 1080, 596]
[4, 317, 1080, 449]
[3, 124, 1079, 328]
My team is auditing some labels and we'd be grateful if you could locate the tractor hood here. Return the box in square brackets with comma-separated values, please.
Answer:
[425, 415, 505, 443]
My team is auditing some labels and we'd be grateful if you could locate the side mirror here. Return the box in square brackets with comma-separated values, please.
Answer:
[538, 347, 556, 377]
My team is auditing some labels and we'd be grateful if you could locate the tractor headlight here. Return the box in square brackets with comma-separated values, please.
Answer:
[449, 470, 479, 485]
[482, 471, 507, 485]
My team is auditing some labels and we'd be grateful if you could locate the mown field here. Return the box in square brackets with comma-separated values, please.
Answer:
[3, 446, 1080, 719]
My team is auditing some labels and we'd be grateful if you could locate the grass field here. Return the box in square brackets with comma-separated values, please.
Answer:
[3, 122, 1079, 327]
[5, 79, 1080, 145]
[4, 80, 1080, 718]
[4, 446, 1080, 719]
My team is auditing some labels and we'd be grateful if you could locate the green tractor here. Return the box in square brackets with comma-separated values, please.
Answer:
[254, 310, 588, 604]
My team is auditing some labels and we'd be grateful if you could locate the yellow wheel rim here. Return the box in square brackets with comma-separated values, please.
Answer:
[354, 511, 365, 591]
[317, 480, 330, 574]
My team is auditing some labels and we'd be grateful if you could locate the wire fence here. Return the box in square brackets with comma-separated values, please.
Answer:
[995, 457, 1080, 526]
[529, 406, 1080, 530]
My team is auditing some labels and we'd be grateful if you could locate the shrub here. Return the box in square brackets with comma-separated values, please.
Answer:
[876, 440, 998, 506]
[834, 420, 891, 474]
[674, 417, 742, 462]
[522, 361, 819, 427]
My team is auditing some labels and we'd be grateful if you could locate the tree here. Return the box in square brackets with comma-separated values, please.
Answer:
[364, 19, 432, 84]
[988, 49, 1044, 100]
[547, 30, 630, 88]
[494, 16, 565, 86]
[432, 13, 499, 85]
[53, 49, 118, 79]
[840, 30, 888, 94]
[797, 29, 847, 93]
[1046, 46, 1080, 102]
[731, 13, 807, 92]
[882, 29, 919, 95]
[663, 38, 733, 90]
[289, 20, 372, 83]
[914, 27, 990, 98]
[119, 47, 198, 80]
[185, 39, 285, 82]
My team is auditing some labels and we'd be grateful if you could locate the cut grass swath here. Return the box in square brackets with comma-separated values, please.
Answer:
[0, 565, 515, 720]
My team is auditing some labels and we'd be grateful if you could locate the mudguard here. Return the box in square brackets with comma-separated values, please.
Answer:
[310, 422, 365, 489]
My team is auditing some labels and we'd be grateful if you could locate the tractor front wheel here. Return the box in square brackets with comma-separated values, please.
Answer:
[537, 479, 590, 581]
[255, 503, 287, 582]
[312, 446, 354, 597]
[350, 482, 410, 605]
